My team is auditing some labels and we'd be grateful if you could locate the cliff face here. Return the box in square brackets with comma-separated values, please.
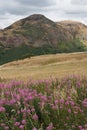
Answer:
[0, 14, 86, 65]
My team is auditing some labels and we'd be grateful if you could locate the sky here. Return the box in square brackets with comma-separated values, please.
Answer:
[0, 0, 87, 28]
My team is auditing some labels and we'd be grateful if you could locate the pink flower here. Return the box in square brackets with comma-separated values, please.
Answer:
[46, 123, 54, 130]
[10, 99, 16, 105]
[14, 122, 20, 126]
[0, 107, 5, 112]
[17, 110, 20, 114]
[19, 125, 24, 129]
[78, 125, 82, 129]
[0, 123, 5, 127]
[4, 126, 9, 130]
[60, 99, 64, 104]
[68, 109, 71, 113]
[65, 101, 69, 105]
[54, 100, 58, 104]
[22, 119, 26, 125]
[72, 125, 75, 128]
[31, 108, 35, 112]
[64, 123, 67, 126]
[85, 124, 87, 128]
[82, 98, 87, 107]
[70, 101, 75, 106]
[74, 111, 78, 115]
[32, 114, 38, 121]
[78, 126, 84, 130]
[32, 127, 37, 130]
[27, 109, 30, 113]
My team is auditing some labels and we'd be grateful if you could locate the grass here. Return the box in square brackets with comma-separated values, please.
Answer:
[0, 52, 87, 81]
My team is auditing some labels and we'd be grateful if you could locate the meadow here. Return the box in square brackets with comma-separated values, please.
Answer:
[0, 75, 87, 130]
[0, 52, 87, 130]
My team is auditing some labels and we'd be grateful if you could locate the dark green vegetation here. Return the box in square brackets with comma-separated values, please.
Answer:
[0, 40, 86, 65]
[0, 14, 87, 65]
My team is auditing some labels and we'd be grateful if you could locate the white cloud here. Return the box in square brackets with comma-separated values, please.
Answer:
[71, 0, 87, 5]
[0, 0, 87, 28]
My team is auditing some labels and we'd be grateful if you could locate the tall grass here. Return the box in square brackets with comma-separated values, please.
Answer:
[0, 75, 87, 130]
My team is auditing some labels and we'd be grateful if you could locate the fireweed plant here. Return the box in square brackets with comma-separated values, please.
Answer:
[0, 75, 87, 130]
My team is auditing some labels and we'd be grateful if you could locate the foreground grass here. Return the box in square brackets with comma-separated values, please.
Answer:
[0, 76, 87, 130]
[0, 52, 87, 81]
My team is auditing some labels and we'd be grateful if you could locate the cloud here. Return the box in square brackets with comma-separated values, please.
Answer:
[71, 0, 87, 5]
[17, 0, 53, 7]
[0, 0, 87, 28]
[64, 0, 87, 21]
[0, 0, 55, 15]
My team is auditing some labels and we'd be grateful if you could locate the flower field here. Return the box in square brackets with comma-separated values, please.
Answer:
[0, 76, 87, 130]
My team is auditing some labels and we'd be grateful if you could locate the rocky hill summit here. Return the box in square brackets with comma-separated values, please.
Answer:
[0, 14, 73, 47]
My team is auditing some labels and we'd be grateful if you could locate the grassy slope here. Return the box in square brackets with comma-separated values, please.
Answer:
[0, 52, 87, 81]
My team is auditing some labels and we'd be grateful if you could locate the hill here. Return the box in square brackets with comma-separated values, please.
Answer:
[0, 14, 87, 65]
[57, 20, 87, 41]
[0, 52, 87, 81]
